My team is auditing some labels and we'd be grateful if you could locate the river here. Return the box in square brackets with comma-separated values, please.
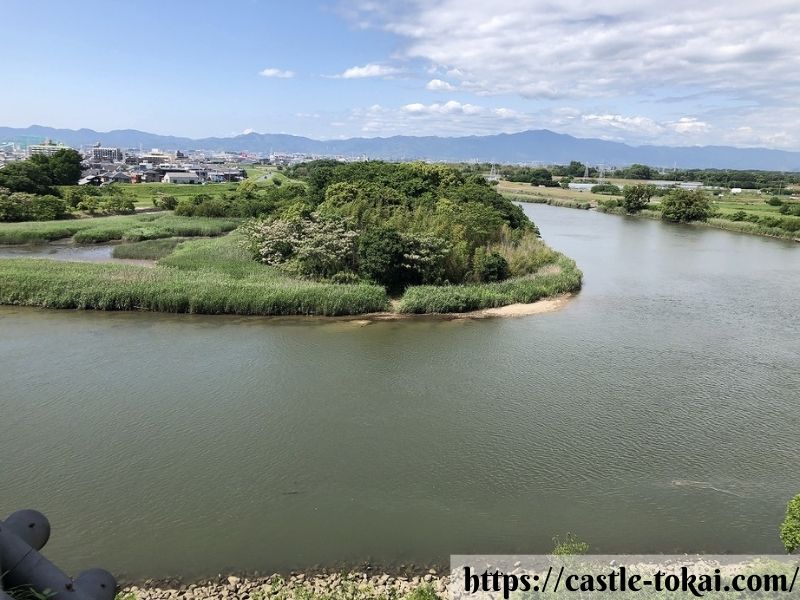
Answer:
[1, 204, 798, 579]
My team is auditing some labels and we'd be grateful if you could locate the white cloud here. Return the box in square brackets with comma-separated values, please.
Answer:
[241, 128, 255, 135]
[336, 63, 400, 79]
[344, 0, 800, 149]
[259, 68, 294, 78]
[581, 114, 664, 136]
[670, 117, 710, 134]
[425, 78, 456, 91]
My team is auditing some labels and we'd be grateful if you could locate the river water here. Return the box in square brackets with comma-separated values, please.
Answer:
[1, 205, 798, 579]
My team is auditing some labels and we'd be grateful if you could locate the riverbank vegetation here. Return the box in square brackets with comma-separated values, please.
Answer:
[110, 238, 183, 260]
[498, 174, 800, 241]
[244, 161, 581, 307]
[0, 233, 388, 316]
[0, 162, 581, 316]
[0, 212, 239, 244]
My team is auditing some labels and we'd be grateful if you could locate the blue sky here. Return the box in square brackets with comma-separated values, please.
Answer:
[2, 0, 798, 149]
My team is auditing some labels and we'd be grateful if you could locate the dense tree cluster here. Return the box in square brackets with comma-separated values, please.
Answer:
[500, 166, 558, 186]
[590, 183, 622, 196]
[0, 149, 88, 221]
[0, 149, 83, 195]
[659, 189, 713, 222]
[245, 161, 546, 290]
[0, 187, 67, 222]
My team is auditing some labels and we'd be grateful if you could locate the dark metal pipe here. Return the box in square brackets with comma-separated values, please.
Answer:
[0, 510, 116, 600]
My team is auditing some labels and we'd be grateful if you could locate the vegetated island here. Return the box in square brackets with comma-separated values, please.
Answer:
[0, 158, 582, 317]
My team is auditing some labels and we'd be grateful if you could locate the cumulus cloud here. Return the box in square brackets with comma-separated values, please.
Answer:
[336, 63, 400, 78]
[670, 117, 710, 134]
[259, 68, 294, 78]
[426, 78, 456, 91]
[342, 0, 800, 148]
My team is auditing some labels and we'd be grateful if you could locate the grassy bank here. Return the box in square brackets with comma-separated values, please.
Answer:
[111, 238, 183, 260]
[503, 193, 592, 210]
[698, 218, 800, 241]
[0, 230, 579, 316]
[398, 255, 581, 313]
[0, 259, 388, 316]
[0, 213, 239, 244]
[0, 233, 388, 316]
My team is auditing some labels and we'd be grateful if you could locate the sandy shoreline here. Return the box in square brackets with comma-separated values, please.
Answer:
[341, 293, 574, 324]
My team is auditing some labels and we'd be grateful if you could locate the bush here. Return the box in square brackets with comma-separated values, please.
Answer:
[551, 533, 590, 555]
[780, 493, 800, 553]
[472, 247, 509, 282]
[591, 183, 622, 195]
[622, 184, 656, 213]
[766, 196, 784, 206]
[661, 189, 712, 222]
[0, 189, 67, 222]
[730, 210, 748, 221]
[778, 203, 800, 216]
[153, 193, 178, 210]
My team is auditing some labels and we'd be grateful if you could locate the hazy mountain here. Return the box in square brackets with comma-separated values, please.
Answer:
[2, 125, 799, 171]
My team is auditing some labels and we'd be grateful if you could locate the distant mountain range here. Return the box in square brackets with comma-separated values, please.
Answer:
[2, 125, 799, 171]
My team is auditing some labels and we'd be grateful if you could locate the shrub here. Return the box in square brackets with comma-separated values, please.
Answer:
[622, 184, 656, 213]
[0, 190, 67, 222]
[780, 493, 800, 553]
[778, 203, 800, 216]
[292, 217, 359, 278]
[153, 193, 178, 210]
[766, 196, 784, 206]
[472, 247, 509, 282]
[192, 197, 229, 217]
[730, 210, 748, 221]
[551, 533, 590, 555]
[661, 189, 712, 222]
[591, 183, 622, 195]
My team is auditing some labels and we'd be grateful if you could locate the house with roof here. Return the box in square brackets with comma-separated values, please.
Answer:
[163, 171, 200, 184]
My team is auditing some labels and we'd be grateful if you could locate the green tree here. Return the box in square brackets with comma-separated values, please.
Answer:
[622, 184, 656, 213]
[624, 163, 653, 180]
[780, 493, 800, 553]
[661, 189, 712, 222]
[46, 149, 84, 185]
[472, 248, 509, 282]
[0, 160, 53, 195]
[358, 226, 408, 291]
[567, 161, 587, 177]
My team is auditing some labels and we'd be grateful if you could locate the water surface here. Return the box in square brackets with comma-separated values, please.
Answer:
[1, 205, 798, 578]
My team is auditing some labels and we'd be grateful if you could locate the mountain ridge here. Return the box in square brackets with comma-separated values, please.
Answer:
[2, 125, 799, 171]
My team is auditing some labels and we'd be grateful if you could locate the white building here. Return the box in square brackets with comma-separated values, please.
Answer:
[28, 140, 72, 157]
[163, 171, 200, 184]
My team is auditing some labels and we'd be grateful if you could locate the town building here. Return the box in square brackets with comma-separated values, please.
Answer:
[91, 145, 124, 162]
[28, 140, 72, 157]
[163, 171, 200, 184]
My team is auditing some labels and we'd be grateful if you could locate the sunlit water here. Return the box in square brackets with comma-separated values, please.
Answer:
[1, 205, 798, 579]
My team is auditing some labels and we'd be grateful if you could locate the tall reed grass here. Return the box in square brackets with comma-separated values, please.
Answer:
[0, 258, 389, 316]
[0, 213, 239, 244]
[398, 255, 582, 313]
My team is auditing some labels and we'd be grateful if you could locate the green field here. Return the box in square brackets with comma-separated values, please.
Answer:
[498, 179, 800, 241]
